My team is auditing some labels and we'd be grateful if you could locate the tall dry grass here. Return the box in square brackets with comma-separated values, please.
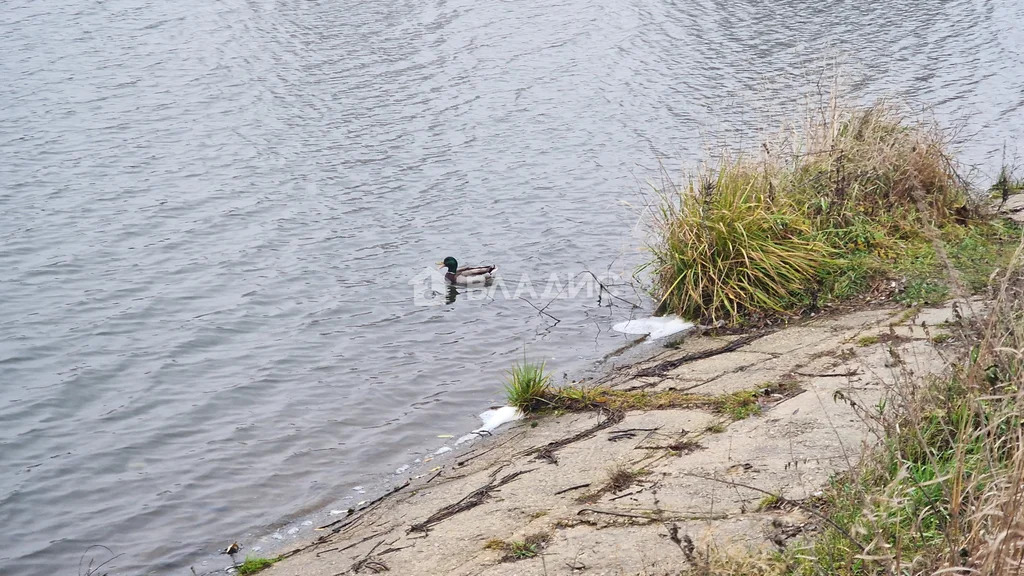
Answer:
[647, 100, 971, 325]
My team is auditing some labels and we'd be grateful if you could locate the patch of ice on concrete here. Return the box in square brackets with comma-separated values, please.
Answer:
[329, 509, 346, 515]
[434, 446, 452, 455]
[455, 406, 523, 445]
[287, 527, 299, 535]
[395, 464, 410, 474]
[478, 406, 522, 431]
[612, 316, 695, 340]
[454, 433, 478, 445]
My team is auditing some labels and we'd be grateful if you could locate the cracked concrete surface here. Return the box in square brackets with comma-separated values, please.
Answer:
[267, 302, 969, 576]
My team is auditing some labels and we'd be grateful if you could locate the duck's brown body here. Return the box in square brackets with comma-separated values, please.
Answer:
[439, 257, 496, 285]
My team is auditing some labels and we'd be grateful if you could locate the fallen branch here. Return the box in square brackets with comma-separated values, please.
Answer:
[579, 507, 730, 522]
[517, 410, 625, 464]
[317, 530, 389, 557]
[793, 370, 860, 378]
[609, 489, 642, 501]
[633, 331, 774, 378]
[577, 508, 654, 520]
[520, 297, 561, 326]
[456, 431, 526, 467]
[554, 483, 592, 495]
[608, 427, 661, 434]
[317, 480, 410, 532]
[409, 468, 536, 533]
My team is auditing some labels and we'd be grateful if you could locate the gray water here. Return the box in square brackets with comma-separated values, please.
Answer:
[2, 0, 1022, 573]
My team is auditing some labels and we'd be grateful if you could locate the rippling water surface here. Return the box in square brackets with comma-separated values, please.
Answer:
[2, 0, 1022, 573]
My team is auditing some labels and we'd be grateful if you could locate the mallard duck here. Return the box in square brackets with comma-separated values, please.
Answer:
[438, 257, 496, 285]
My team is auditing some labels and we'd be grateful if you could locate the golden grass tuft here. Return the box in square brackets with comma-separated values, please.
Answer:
[647, 98, 975, 325]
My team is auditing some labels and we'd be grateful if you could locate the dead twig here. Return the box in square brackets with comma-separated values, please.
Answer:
[793, 370, 860, 378]
[577, 508, 654, 520]
[554, 483, 592, 495]
[518, 410, 625, 464]
[634, 331, 774, 377]
[520, 297, 561, 325]
[456, 431, 526, 467]
[318, 480, 410, 532]
[409, 468, 536, 533]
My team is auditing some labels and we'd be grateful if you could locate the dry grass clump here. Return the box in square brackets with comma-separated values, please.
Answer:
[647, 98, 978, 325]
[484, 533, 550, 561]
[792, 101, 965, 228]
[650, 156, 839, 323]
[533, 385, 776, 420]
[607, 464, 649, 492]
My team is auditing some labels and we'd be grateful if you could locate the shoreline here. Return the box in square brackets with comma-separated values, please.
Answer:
[196, 328, 673, 574]
[209, 131, 1024, 575]
[232, 294, 979, 575]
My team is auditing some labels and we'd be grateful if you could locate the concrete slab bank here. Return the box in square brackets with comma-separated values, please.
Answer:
[266, 300, 977, 576]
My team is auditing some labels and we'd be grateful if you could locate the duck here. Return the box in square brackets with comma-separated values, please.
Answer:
[437, 256, 496, 285]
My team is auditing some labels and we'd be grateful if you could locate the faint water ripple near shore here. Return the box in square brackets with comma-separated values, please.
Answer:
[1, 0, 1022, 573]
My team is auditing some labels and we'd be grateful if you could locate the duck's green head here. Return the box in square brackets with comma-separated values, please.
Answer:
[439, 256, 458, 274]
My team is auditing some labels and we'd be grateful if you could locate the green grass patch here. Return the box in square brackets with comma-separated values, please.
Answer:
[503, 359, 551, 411]
[856, 335, 880, 347]
[518, 382, 796, 419]
[236, 556, 280, 575]
[756, 494, 784, 512]
[705, 422, 727, 434]
[944, 219, 1022, 291]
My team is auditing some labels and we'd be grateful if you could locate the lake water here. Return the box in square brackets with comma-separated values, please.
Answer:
[2, 0, 1022, 573]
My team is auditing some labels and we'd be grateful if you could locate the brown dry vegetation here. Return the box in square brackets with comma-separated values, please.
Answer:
[644, 97, 1017, 326]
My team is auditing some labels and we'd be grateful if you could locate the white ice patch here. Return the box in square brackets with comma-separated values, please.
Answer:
[612, 316, 695, 340]
[455, 406, 524, 446]
[434, 446, 452, 455]
[478, 406, 521, 432]
[394, 464, 410, 474]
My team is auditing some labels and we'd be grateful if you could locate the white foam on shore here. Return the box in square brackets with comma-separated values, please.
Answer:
[478, 406, 522, 432]
[455, 406, 523, 445]
[612, 316, 695, 340]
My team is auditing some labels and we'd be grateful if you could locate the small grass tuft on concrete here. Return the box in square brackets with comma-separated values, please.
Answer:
[503, 359, 551, 411]
[236, 556, 280, 575]
[856, 335, 880, 346]
[485, 533, 550, 562]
